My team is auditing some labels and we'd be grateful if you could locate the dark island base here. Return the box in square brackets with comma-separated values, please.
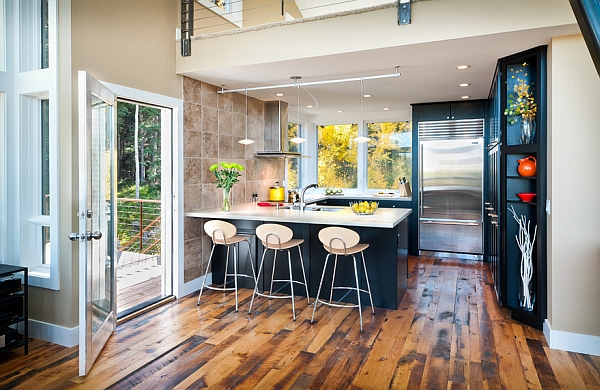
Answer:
[210, 217, 409, 310]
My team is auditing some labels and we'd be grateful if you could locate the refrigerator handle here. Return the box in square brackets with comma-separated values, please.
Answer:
[419, 142, 423, 216]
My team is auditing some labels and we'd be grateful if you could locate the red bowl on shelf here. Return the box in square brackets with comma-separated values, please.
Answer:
[517, 192, 536, 202]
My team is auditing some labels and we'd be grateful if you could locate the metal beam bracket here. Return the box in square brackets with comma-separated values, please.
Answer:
[181, 0, 194, 57]
[398, 0, 411, 25]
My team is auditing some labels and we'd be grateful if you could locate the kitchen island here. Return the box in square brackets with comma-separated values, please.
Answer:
[186, 203, 411, 309]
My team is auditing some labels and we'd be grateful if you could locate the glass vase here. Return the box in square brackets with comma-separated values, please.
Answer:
[520, 116, 536, 144]
[222, 187, 232, 212]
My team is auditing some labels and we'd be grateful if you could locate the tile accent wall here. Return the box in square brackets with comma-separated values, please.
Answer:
[183, 77, 285, 283]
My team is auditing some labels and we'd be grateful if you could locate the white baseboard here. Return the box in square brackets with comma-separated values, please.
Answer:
[544, 319, 600, 356]
[28, 319, 78, 348]
[182, 273, 210, 297]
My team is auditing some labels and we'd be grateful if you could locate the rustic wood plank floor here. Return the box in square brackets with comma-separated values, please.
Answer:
[1, 254, 599, 389]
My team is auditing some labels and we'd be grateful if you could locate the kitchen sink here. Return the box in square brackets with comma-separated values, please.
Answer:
[281, 205, 342, 212]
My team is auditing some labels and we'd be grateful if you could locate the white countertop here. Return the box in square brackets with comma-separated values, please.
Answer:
[186, 203, 411, 228]
[304, 194, 411, 202]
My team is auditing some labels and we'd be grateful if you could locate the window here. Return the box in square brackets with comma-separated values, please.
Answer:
[314, 121, 412, 192]
[0, 2, 6, 71]
[367, 121, 412, 190]
[19, 0, 50, 72]
[317, 124, 358, 188]
[287, 122, 300, 189]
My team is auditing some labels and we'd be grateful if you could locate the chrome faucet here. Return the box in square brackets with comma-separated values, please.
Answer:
[299, 183, 319, 210]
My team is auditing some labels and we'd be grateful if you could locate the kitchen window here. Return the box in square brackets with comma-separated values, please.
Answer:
[287, 122, 300, 189]
[315, 121, 412, 192]
[317, 124, 358, 189]
[367, 121, 412, 190]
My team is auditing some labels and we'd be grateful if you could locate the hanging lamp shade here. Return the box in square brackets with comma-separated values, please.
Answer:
[239, 88, 254, 145]
[353, 77, 369, 143]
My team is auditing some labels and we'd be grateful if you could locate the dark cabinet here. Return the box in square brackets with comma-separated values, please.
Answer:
[0, 265, 28, 356]
[413, 101, 486, 121]
[495, 46, 547, 329]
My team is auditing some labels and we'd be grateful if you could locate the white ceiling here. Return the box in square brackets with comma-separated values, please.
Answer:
[185, 8, 579, 119]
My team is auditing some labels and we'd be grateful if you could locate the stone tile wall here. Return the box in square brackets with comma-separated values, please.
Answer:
[183, 77, 285, 283]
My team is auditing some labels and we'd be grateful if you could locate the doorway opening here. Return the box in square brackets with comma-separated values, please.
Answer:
[115, 98, 173, 318]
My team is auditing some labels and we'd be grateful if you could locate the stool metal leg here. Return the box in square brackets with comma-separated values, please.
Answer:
[233, 244, 239, 311]
[297, 246, 310, 304]
[311, 253, 331, 324]
[352, 254, 364, 332]
[249, 248, 268, 314]
[269, 250, 278, 297]
[329, 255, 339, 305]
[361, 251, 375, 312]
[287, 249, 296, 321]
[197, 243, 217, 305]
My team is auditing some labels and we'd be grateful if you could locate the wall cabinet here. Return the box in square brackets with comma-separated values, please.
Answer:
[414, 101, 486, 121]
[494, 46, 547, 329]
[0, 265, 28, 356]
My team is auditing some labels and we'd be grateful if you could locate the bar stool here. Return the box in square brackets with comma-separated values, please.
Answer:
[311, 226, 374, 331]
[197, 220, 256, 311]
[249, 223, 310, 321]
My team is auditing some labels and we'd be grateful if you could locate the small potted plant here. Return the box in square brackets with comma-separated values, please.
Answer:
[504, 67, 537, 144]
[209, 162, 244, 212]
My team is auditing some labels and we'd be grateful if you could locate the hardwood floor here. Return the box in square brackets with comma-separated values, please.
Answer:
[1, 254, 599, 389]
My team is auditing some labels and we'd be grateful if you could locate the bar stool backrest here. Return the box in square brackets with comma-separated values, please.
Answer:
[204, 220, 237, 244]
[318, 227, 360, 252]
[256, 223, 293, 250]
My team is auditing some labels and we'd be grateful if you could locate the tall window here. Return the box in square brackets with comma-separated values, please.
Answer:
[41, 99, 50, 265]
[19, 0, 49, 72]
[367, 121, 412, 190]
[317, 124, 358, 188]
[287, 122, 300, 189]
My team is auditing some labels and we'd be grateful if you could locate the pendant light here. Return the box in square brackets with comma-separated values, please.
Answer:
[290, 76, 306, 144]
[353, 77, 369, 143]
[239, 87, 254, 145]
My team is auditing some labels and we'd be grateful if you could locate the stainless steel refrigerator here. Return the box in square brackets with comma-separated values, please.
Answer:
[418, 119, 484, 254]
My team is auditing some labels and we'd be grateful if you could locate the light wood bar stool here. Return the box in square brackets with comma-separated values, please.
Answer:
[197, 220, 256, 311]
[311, 226, 374, 331]
[249, 223, 310, 321]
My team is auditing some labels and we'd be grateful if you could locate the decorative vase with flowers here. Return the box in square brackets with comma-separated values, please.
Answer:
[209, 162, 245, 212]
[504, 67, 537, 144]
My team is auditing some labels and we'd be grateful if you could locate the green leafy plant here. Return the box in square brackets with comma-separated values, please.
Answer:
[209, 162, 244, 190]
[504, 67, 537, 125]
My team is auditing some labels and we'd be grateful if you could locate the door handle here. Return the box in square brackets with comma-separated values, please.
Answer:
[68, 231, 102, 241]
[87, 231, 102, 241]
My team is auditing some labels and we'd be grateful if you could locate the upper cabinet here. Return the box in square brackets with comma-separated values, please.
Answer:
[414, 101, 486, 121]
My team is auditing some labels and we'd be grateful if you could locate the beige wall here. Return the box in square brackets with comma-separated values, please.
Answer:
[182, 77, 284, 282]
[547, 34, 600, 337]
[28, 0, 182, 329]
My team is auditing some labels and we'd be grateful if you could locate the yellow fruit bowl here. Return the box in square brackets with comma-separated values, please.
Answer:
[349, 201, 379, 215]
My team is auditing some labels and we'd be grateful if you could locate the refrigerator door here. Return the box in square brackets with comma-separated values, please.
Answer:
[419, 138, 484, 253]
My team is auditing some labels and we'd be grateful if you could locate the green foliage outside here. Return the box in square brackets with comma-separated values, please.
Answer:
[287, 123, 300, 189]
[367, 122, 412, 189]
[116, 102, 162, 255]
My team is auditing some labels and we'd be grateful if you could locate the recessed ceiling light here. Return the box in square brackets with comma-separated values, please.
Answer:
[363, 94, 372, 98]
[306, 105, 313, 108]
[459, 83, 470, 87]
[383, 107, 390, 111]
[276, 93, 283, 97]
[461, 95, 470, 99]
[456, 65, 471, 70]
[337, 110, 343, 113]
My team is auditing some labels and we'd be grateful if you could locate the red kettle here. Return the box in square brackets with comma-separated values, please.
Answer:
[517, 156, 537, 177]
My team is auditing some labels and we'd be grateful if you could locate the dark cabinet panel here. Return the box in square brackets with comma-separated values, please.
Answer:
[0, 265, 28, 356]
[496, 46, 547, 329]
[413, 101, 486, 121]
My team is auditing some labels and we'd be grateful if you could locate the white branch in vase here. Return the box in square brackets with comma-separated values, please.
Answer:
[508, 205, 537, 311]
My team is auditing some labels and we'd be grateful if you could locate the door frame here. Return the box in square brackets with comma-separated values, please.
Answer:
[101, 82, 184, 299]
